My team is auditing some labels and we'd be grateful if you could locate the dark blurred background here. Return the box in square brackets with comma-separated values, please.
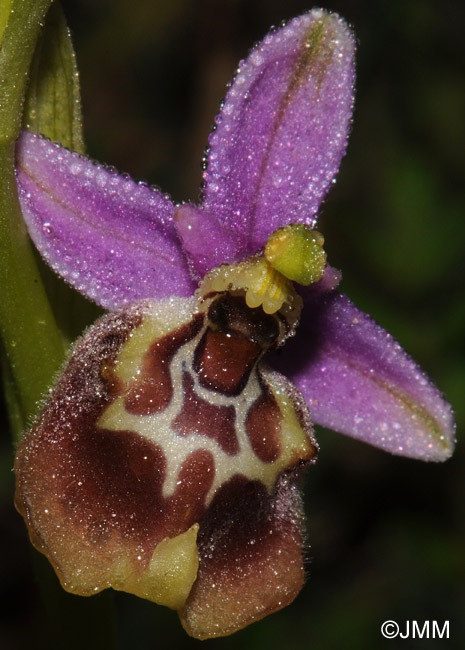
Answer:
[1, 0, 464, 648]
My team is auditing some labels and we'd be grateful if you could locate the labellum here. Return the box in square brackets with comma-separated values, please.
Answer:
[15, 229, 325, 638]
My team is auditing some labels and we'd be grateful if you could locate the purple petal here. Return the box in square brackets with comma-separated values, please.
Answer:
[272, 292, 455, 461]
[16, 131, 194, 310]
[174, 204, 246, 278]
[203, 9, 355, 253]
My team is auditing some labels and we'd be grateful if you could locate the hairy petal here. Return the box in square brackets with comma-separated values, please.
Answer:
[272, 292, 455, 461]
[15, 295, 316, 633]
[15, 131, 194, 309]
[180, 474, 306, 639]
[14, 301, 207, 609]
[203, 9, 355, 253]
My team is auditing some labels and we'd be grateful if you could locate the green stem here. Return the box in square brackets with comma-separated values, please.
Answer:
[0, 144, 65, 428]
[0, 0, 64, 435]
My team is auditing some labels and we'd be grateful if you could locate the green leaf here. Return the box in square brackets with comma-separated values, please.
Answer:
[0, 0, 52, 142]
[23, 2, 85, 153]
[0, 0, 64, 435]
[0, 1, 14, 46]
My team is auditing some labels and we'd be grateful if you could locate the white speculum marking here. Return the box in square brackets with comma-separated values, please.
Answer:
[97, 297, 311, 506]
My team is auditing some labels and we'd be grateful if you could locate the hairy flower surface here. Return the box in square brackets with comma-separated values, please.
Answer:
[14, 9, 455, 639]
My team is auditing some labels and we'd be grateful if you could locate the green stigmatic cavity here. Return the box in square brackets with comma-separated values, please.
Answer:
[265, 224, 327, 286]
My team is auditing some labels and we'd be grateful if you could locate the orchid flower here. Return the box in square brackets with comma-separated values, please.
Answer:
[13, 9, 454, 640]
